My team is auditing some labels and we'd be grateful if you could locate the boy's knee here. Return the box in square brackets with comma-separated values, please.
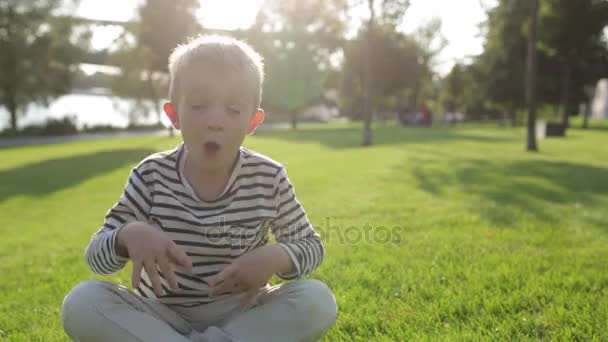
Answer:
[294, 279, 338, 329]
[61, 280, 110, 334]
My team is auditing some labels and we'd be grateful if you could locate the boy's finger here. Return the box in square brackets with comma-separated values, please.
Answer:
[144, 260, 164, 296]
[208, 267, 238, 297]
[239, 288, 259, 309]
[206, 269, 225, 287]
[232, 283, 248, 295]
[207, 264, 235, 287]
[158, 257, 178, 290]
[208, 282, 223, 297]
[132, 259, 143, 289]
[209, 278, 238, 297]
[168, 242, 192, 268]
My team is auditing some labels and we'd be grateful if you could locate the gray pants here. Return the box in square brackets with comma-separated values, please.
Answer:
[61, 279, 337, 342]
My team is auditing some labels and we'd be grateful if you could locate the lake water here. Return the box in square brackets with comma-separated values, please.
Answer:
[0, 92, 171, 131]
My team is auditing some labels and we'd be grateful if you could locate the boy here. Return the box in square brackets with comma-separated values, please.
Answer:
[61, 35, 337, 342]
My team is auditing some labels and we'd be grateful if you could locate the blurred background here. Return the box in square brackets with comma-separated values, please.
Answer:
[1, 0, 606, 143]
[2, 2, 608, 340]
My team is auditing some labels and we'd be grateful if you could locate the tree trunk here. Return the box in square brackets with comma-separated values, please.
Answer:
[6, 5, 18, 132]
[145, 70, 162, 123]
[526, 0, 539, 152]
[582, 102, 590, 129]
[146, 70, 172, 136]
[560, 61, 571, 128]
[361, 0, 375, 147]
[6, 80, 18, 131]
[9, 103, 17, 132]
[290, 111, 298, 130]
[509, 104, 516, 127]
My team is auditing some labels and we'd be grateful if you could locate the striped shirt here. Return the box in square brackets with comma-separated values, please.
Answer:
[85, 143, 324, 307]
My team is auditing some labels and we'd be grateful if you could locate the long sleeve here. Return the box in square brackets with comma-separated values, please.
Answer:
[85, 167, 152, 275]
[271, 167, 325, 280]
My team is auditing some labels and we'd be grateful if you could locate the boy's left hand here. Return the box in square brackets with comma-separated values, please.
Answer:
[206, 244, 291, 298]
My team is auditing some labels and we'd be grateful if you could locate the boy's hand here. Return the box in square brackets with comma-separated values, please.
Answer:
[117, 222, 192, 296]
[206, 245, 292, 299]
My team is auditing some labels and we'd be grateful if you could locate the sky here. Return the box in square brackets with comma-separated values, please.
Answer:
[75, 0, 495, 76]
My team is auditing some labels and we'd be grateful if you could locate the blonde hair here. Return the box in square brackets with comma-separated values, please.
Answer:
[168, 35, 264, 108]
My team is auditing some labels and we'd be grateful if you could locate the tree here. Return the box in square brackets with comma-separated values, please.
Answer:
[109, 46, 168, 126]
[440, 64, 465, 113]
[0, 0, 89, 131]
[339, 25, 424, 121]
[354, 0, 411, 146]
[474, 0, 532, 125]
[263, 43, 325, 130]
[248, 0, 348, 129]
[538, 0, 608, 128]
[109, 0, 200, 126]
[439, 62, 493, 121]
[526, 0, 539, 152]
[411, 17, 446, 112]
[471, 0, 608, 128]
[360, 0, 376, 146]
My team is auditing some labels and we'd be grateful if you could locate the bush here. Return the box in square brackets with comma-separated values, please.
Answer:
[81, 124, 122, 133]
[126, 122, 166, 131]
[0, 117, 168, 138]
[19, 116, 79, 136]
[0, 129, 19, 137]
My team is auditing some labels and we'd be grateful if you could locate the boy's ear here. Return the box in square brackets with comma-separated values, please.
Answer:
[163, 102, 180, 129]
[247, 109, 265, 134]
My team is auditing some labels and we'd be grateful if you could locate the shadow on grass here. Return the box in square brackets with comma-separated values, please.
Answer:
[0, 148, 154, 202]
[255, 125, 517, 149]
[408, 158, 608, 227]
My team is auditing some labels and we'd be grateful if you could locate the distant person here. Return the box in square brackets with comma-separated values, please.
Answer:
[398, 105, 409, 126]
[398, 108, 405, 126]
[420, 105, 432, 127]
[446, 112, 454, 125]
[61, 35, 337, 342]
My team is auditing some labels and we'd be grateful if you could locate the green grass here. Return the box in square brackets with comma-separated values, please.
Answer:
[1, 122, 607, 341]
[569, 116, 608, 131]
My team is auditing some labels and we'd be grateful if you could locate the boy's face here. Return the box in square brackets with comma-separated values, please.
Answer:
[165, 62, 263, 172]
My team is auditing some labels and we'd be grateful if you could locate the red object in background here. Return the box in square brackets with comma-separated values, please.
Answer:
[420, 105, 431, 120]
[419, 105, 432, 126]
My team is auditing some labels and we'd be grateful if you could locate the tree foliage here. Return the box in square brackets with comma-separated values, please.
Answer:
[0, 0, 89, 131]
[466, 0, 608, 126]
[109, 0, 200, 124]
[248, 0, 348, 129]
[339, 25, 425, 119]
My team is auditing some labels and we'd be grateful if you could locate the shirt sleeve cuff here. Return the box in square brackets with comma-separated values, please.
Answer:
[110, 225, 130, 265]
[276, 243, 301, 280]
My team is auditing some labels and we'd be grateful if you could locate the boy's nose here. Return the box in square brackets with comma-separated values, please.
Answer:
[207, 121, 223, 131]
[206, 110, 225, 131]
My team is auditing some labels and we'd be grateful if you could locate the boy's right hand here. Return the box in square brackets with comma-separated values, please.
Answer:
[117, 222, 192, 296]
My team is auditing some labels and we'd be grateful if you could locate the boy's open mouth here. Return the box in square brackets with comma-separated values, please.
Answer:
[204, 141, 221, 154]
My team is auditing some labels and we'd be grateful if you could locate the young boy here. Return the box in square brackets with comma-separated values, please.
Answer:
[61, 35, 337, 342]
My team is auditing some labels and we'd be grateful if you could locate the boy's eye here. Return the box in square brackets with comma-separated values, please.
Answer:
[227, 106, 242, 115]
[191, 103, 208, 110]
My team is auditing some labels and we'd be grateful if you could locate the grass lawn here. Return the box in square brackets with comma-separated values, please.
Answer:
[0, 122, 607, 341]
